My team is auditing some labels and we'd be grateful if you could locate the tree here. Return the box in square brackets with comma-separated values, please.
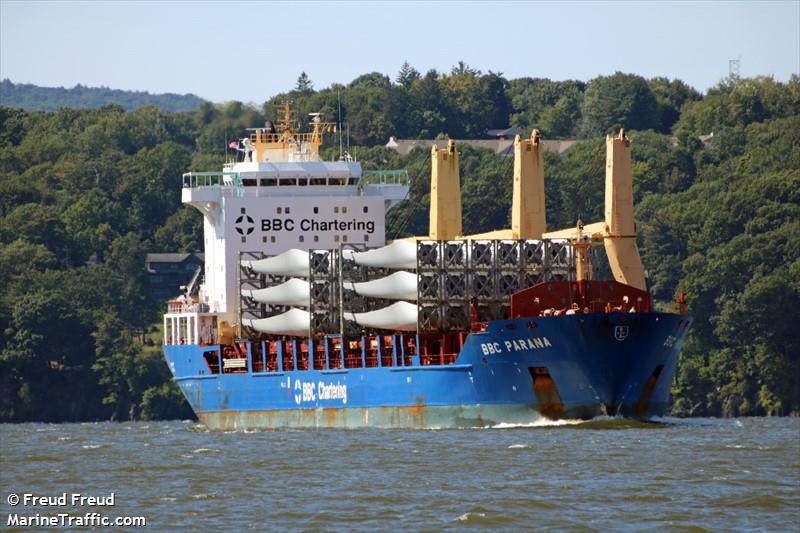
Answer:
[440, 68, 496, 137]
[483, 71, 511, 131]
[451, 61, 480, 77]
[579, 72, 659, 137]
[61, 188, 121, 262]
[153, 206, 203, 252]
[295, 72, 314, 94]
[408, 70, 448, 138]
[648, 77, 701, 133]
[538, 87, 582, 138]
[673, 76, 800, 141]
[396, 61, 420, 88]
[348, 72, 391, 89]
[508, 78, 585, 136]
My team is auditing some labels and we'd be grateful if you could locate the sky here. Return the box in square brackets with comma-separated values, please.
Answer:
[1, 0, 798, 104]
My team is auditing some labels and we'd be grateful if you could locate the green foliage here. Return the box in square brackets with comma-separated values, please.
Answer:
[396, 61, 421, 88]
[673, 76, 800, 142]
[458, 145, 515, 233]
[579, 72, 659, 137]
[140, 382, 194, 421]
[153, 206, 204, 252]
[294, 72, 314, 95]
[509, 78, 586, 138]
[648, 77, 701, 133]
[0, 71, 797, 421]
[0, 101, 217, 422]
[641, 114, 800, 416]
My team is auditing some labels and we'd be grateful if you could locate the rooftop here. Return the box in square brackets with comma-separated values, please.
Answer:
[146, 253, 205, 264]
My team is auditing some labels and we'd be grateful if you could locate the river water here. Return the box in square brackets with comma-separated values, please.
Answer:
[1, 417, 798, 531]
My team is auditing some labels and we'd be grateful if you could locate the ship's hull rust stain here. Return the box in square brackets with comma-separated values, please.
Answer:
[194, 402, 667, 431]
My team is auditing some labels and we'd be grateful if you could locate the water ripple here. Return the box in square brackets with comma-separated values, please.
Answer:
[1, 418, 798, 531]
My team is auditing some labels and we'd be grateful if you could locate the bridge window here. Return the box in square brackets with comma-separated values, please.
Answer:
[277, 207, 282, 214]
[334, 206, 339, 214]
[298, 236, 304, 243]
[314, 235, 319, 242]
[363, 206, 369, 213]
[313, 207, 319, 214]
[285, 207, 290, 214]
[342, 206, 348, 214]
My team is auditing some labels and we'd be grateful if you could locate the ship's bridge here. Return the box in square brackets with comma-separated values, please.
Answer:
[178, 160, 410, 323]
[170, 102, 411, 326]
[181, 165, 410, 210]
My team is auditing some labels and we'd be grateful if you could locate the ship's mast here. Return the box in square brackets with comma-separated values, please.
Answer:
[458, 130, 546, 241]
[429, 140, 462, 240]
[571, 220, 597, 283]
[247, 102, 336, 163]
[543, 129, 646, 291]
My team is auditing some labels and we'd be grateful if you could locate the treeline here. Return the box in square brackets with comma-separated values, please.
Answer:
[0, 79, 206, 112]
[265, 64, 701, 144]
[0, 70, 797, 422]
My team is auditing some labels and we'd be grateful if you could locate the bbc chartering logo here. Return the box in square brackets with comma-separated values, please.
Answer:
[235, 212, 255, 236]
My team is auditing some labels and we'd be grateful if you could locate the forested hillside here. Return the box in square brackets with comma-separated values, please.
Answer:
[0, 79, 206, 112]
[264, 66, 700, 144]
[1, 66, 797, 421]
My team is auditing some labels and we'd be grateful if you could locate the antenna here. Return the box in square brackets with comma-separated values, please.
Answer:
[338, 88, 343, 159]
[729, 57, 741, 79]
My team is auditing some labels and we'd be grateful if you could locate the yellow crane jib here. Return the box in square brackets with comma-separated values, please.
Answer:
[602, 129, 646, 291]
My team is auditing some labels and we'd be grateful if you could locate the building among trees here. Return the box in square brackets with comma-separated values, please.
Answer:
[145, 253, 204, 302]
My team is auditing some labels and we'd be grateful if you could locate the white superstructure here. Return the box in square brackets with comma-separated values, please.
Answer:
[164, 104, 409, 345]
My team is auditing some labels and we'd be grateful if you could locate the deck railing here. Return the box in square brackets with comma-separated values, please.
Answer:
[183, 170, 411, 190]
[182, 171, 242, 188]
[360, 170, 410, 186]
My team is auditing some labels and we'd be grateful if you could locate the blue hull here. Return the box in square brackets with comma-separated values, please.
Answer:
[164, 312, 691, 429]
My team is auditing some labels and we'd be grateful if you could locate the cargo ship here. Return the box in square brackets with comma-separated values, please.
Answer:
[162, 104, 692, 430]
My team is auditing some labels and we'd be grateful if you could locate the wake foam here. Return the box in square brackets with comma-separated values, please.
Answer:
[492, 418, 585, 429]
